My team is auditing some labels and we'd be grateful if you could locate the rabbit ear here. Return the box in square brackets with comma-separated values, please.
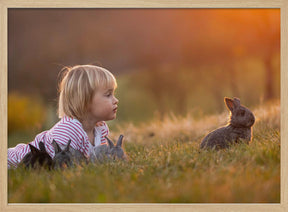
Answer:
[233, 97, 241, 107]
[64, 140, 72, 152]
[52, 140, 61, 154]
[225, 97, 241, 112]
[116, 135, 124, 147]
[105, 137, 115, 148]
[224, 97, 235, 111]
[39, 142, 46, 152]
[29, 144, 39, 155]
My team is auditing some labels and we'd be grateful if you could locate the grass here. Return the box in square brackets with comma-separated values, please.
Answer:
[8, 101, 280, 203]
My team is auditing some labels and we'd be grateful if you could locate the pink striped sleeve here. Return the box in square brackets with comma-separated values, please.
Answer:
[50, 118, 89, 156]
[99, 122, 109, 144]
[8, 148, 18, 168]
[7, 117, 91, 169]
[7, 143, 30, 168]
[7, 130, 52, 168]
[7, 117, 92, 169]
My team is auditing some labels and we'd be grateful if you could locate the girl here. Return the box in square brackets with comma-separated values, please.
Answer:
[8, 65, 119, 168]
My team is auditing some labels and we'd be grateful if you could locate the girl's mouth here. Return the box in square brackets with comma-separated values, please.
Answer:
[113, 107, 118, 113]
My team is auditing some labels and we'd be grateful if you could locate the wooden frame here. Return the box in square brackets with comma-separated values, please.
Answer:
[1, 0, 287, 211]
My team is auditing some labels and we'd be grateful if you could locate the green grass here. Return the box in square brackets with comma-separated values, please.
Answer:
[8, 101, 280, 203]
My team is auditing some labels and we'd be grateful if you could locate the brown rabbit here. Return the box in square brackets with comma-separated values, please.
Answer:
[200, 97, 255, 150]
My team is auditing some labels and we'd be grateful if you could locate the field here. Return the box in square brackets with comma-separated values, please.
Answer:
[7, 101, 280, 203]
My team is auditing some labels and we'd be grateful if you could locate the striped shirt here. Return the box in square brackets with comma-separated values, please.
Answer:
[7, 116, 109, 169]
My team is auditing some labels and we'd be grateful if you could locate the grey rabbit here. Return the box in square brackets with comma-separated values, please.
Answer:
[200, 97, 255, 150]
[106, 135, 127, 160]
[92, 135, 128, 163]
[52, 139, 87, 169]
[20, 141, 53, 169]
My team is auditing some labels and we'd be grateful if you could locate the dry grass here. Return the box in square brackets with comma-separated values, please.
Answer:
[113, 99, 280, 145]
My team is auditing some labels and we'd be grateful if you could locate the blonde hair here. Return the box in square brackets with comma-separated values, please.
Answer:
[58, 65, 117, 121]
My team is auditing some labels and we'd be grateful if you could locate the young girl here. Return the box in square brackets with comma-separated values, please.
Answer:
[8, 65, 119, 168]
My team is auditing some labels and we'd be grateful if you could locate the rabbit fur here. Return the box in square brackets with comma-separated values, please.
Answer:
[20, 141, 53, 169]
[200, 97, 255, 150]
[52, 140, 87, 169]
[91, 135, 128, 163]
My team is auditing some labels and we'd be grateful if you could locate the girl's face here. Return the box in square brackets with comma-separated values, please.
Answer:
[87, 85, 119, 122]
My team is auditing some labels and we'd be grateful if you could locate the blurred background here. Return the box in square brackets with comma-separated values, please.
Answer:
[8, 8, 280, 138]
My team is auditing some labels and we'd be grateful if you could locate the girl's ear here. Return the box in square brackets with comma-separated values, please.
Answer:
[105, 137, 115, 149]
[224, 97, 234, 111]
[29, 144, 39, 155]
[116, 135, 124, 147]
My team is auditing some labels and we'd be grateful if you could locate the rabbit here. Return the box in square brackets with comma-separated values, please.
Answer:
[52, 139, 87, 169]
[52, 140, 73, 169]
[91, 144, 110, 163]
[20, 141, 53, 169]
[91, 135, 128, 163]
[200, 97, 255, 150]
[106, 135, 128, 161]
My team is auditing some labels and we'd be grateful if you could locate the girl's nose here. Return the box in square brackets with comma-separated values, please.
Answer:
[114, 96, 119, 104]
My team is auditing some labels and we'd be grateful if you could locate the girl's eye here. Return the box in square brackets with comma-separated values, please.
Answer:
[104, 89, 116, 97]
[105, 92, 115, 97]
